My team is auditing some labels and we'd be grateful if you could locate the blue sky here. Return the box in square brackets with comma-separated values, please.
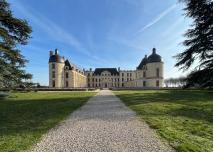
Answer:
[9, 0, 191, 85]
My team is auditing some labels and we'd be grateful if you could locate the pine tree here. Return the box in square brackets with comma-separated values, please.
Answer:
[0, 0, 32, 88]
[175, 0, 213, 88]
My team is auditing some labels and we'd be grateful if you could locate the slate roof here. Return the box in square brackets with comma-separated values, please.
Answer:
[49, 54, 65, 63]
[65, 60, 73, 70]
[137, 55, 148, 70]
[93, 68, 119, 75]
[147, 48, 162, 63]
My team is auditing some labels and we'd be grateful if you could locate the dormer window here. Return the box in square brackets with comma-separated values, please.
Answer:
[65, 66, 69, 70]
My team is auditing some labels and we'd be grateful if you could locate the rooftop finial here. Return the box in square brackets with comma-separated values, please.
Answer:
[49, 50, 53, 56]
[55, 48, 59, 55]
[153, 48, 156, 54]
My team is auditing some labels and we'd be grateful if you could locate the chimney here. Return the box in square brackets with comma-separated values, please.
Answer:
[152, 48, 156, 54]
[145, 55, 147, 58]
[55, 49, 59, 55]
[49, 50, 53, 56]
[90, 68, 92, 71]
[118, 67, 120, 71]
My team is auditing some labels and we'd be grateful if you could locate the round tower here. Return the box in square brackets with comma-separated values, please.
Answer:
[49, 49, 65, 88]
[146, 48, 164, 87]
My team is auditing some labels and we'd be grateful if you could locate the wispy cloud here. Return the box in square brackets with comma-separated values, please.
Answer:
[12, 1, 102, 60]
[137, 4, 177, 33]
[161, 17, 184, 37]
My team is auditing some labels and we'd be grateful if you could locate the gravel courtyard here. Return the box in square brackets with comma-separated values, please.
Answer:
[30, 90, 173, 152]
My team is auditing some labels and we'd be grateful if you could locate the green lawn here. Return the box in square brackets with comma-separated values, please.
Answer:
[114, 90, 213, 152]
[0, 91, 96, 152]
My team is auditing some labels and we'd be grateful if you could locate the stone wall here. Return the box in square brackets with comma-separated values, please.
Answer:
[49, 62, 65, 88]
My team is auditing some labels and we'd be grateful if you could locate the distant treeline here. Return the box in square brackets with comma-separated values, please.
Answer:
[164, 77, 186, 88]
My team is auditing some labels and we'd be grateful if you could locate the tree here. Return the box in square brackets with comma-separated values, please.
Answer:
[175, 0, 213, 88]
[0, 0, 32, 88]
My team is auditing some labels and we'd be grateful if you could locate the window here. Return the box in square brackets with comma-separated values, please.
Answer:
[156, 80, 160, 87]
[122, 78, 124, 82]
[143, 81, 146, 87]
[66, 72, 69, 78]
[127, 73, 129, 77]
[122, 73, 124, 76]
[66, 81, 69, 87]
[52, 71, 55, 78]
[156, 68, 160, 77]
[143, 71, 146, 78]
[52, 80, 55, 87]
[52, 64, 55, 69]
[65, 66, 69, 70]
[130, 73, 132, 77]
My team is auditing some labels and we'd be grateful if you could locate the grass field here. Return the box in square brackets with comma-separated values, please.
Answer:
[0, 91, 96, 152]
[114, 90, 213, 152]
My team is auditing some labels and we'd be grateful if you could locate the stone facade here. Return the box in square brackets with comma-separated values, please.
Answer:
[49, 49, 87, 88]
[49, 48, 164, 88]
[85, 68, 136, 88]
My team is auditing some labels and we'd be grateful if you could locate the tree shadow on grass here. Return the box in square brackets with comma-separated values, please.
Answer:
[116, 90, 213, 123]
[168, 106, 213, 123]
[0, 94, 92, 151]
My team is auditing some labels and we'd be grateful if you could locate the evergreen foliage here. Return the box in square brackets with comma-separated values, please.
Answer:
[0, 0, 32, 88]
[176, 0, 213, 88]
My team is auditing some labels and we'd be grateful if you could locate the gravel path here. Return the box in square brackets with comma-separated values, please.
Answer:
[30, 90, 173, 152]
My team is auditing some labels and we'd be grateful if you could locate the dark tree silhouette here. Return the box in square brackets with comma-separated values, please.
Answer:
[175, 0, 213, 88]
[0, 0, 32, 88]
